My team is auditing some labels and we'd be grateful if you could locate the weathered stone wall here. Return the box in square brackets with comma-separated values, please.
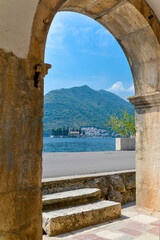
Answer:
[42, 171, 136, 204]
[0, 49, 43, 240]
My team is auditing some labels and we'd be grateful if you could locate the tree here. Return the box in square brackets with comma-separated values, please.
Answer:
[51, 127, 70, 136]
[62, 127, 66, 136]
[52, 128, 55, 136]
[66, 127, 69, 136]
[106, 108, 135, 138]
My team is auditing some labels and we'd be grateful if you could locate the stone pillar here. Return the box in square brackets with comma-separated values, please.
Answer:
[128, 92, 160, 213]
[0, 50, 44, 240]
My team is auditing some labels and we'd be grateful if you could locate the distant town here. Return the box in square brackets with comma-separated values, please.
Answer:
[50, 127, 119, 138]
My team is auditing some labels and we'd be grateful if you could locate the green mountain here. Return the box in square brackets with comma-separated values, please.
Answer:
[43, 85, 134, 136]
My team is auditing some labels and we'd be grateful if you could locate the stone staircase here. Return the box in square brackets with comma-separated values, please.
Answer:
[42, 188, 121, 236]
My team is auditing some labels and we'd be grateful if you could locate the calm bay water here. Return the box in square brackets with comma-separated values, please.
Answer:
[43, 137, 115, 152]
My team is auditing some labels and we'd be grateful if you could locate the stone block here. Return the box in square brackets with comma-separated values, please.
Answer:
[120, 27, 160, 65]
[43, 200, 121, 236]
[85, 0, 120, 15]
[125, 175, 136, 190]
[121, 190, 135, 203]
[42, 0, 63, 10]
[98, 1, 148, 39]
[116, 138, 135, 151]
[108, 190, 122, 202]
[86, 177, 110, 197]
[43, 188, 101, 210]
[129, 59, 160, 96]
[60, 0, 94, 11]
[109, 175, 126, 193]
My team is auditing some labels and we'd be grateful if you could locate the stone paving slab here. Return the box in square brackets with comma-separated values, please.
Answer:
[43, 202, 160, 240]
[131, 214, 157, 224]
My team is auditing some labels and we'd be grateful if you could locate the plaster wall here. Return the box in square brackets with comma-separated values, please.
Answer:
[0, 0, 39, 58]
[146, 0, 160, 22]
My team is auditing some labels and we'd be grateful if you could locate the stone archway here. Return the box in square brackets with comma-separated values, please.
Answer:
[32, 0, 160, 209]
[0, 0, 160, 240]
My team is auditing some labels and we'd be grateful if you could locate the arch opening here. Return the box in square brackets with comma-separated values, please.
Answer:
[43, 11, 135, 172]
[34, 0, 160, 212]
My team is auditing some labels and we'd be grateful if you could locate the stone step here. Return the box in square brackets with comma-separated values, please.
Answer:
[43, 200, 121, 236]
[42, 188, 101, 210]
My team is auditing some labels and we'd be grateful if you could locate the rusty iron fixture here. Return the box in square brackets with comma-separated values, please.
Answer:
[43, 18, 49, 24]
[148, 14, 153, 20]
[34, 64, 42, 88]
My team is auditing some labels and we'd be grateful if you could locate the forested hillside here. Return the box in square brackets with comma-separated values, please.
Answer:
[43, 85, 134, 136]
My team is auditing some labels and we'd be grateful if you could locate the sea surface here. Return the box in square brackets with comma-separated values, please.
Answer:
[43, 137, 115, 152]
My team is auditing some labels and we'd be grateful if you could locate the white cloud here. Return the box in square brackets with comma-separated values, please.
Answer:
[108, 81, 134, 92]
[107, 81, 134, 99]
[128, 84, 134, 92]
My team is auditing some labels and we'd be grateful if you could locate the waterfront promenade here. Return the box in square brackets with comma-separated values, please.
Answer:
[42, 151, 135, 178]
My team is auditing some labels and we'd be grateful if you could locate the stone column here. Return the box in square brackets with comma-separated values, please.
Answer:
[0, 51, 44, 240]
[128, 92, 160, 213]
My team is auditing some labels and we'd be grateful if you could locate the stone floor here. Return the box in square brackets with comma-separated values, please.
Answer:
[43, 202, 160, 240]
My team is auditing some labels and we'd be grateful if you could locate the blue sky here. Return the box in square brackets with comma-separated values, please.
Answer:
[44, 12, 134, 100]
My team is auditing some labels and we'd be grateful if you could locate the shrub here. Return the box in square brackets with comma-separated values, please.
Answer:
[106, 108, 135, 138]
